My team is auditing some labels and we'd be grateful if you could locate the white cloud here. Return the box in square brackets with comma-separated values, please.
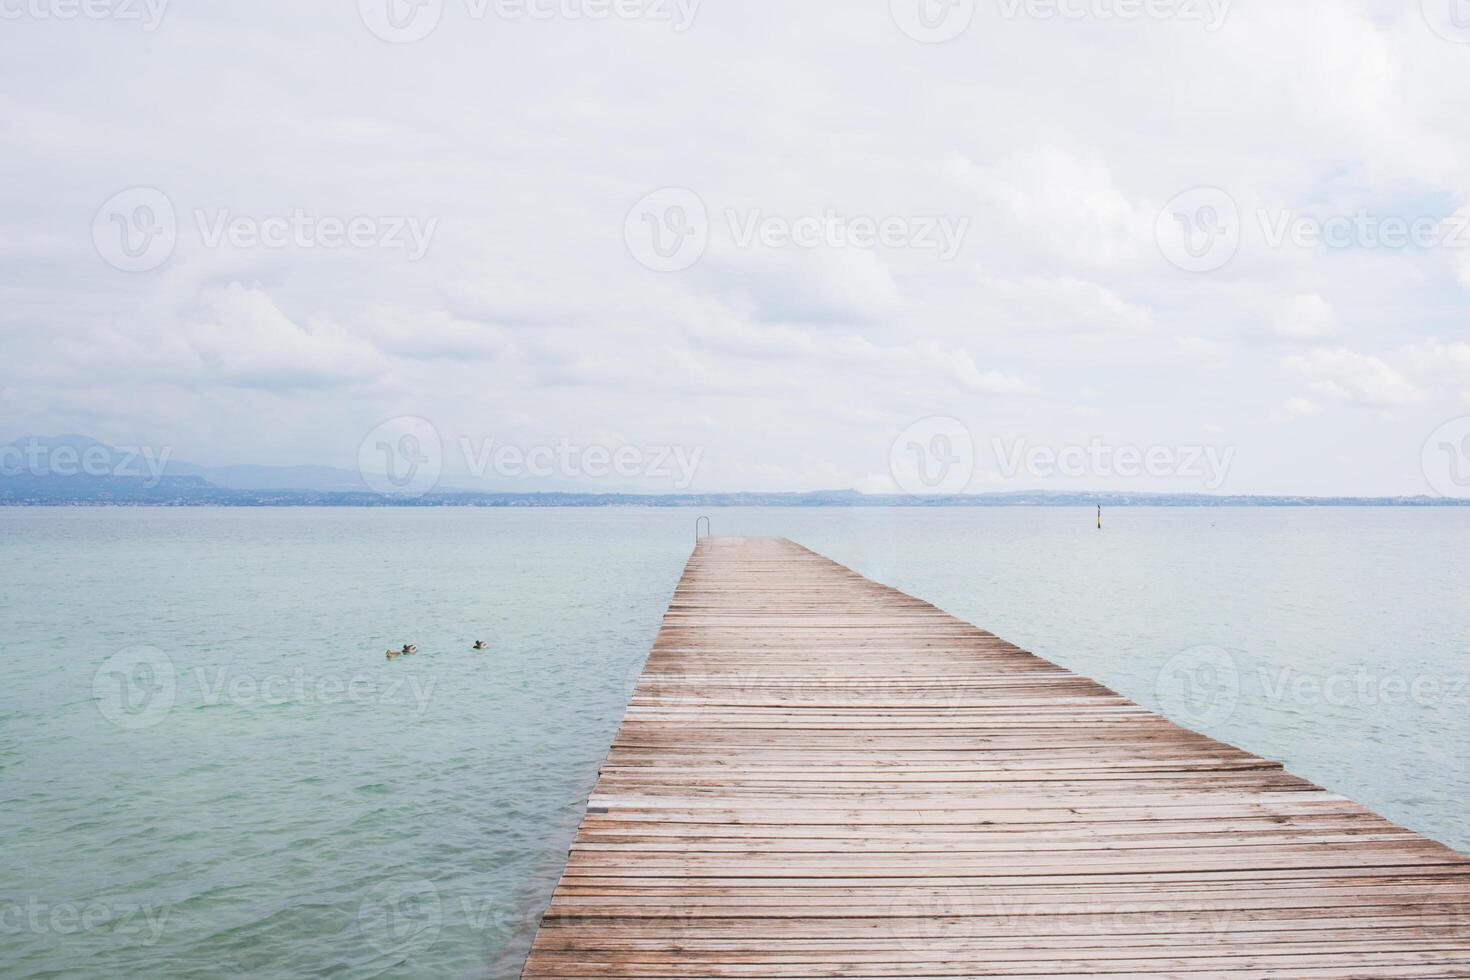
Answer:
[703, 248, 903, 323]
[1273, 294, 1335, 340]
[916, 341, 1033, 396]
[1284, 397, 1321, 417]
[1404, 338, 1470, 407]
[853, 472, 898, 495]
[1283, 348, 1423, 408]
[187, 285, 386, 390]
[1406, 338, 1470, 383]
[359, 307, 509, 361]
[1451, 205, 1470, 291]
[1177, 336, 1226, 357]
[943, 148, 1152, 270]
[978, 273, 1154, 335]
[6, 0, 1470, 494]
[675, 305, 1032, 400]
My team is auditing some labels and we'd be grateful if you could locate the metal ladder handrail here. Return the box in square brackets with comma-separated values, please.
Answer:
[694, 515, 711, 543]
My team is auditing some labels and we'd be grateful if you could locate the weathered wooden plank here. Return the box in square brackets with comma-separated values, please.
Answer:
[521, 537, 1470, 978]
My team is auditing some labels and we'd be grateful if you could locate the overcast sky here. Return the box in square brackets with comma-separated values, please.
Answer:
[4, 0, 1470, 496]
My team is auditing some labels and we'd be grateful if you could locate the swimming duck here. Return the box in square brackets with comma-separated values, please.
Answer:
[386, 649, 402, 660]
[402, 644, 417, 655]
[473, 641, 487, 651]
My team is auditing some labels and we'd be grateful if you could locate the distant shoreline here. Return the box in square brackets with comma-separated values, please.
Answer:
[3, 490, 1467, 508]
[7, 438, 1466, 507]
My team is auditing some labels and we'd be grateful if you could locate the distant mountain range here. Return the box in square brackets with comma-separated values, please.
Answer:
[2, 434, 1465, 506]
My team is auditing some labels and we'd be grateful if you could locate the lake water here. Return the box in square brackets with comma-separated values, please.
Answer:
[2, 507, 1467, 978]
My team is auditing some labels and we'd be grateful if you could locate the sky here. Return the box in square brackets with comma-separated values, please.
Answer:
[3, 0, 1470, 497]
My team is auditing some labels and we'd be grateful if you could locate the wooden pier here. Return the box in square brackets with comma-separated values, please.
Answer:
[522, 537, 1470, 978]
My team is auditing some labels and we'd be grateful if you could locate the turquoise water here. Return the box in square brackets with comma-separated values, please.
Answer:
[2, 507, 1467, 978]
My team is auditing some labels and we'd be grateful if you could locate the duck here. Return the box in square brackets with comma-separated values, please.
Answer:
[401, 644, 418, 655]
[385, 649, 402, 660]
[472, 641, 488, 651]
